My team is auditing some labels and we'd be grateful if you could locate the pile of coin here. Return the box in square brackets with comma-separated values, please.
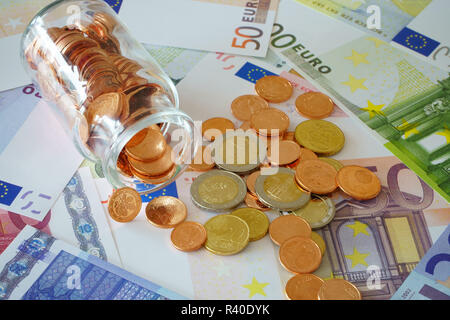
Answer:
[24, 12, 176, 186]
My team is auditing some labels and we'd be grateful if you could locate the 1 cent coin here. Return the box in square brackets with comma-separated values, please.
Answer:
[336, 165, 381, 200]
[295, 92, 334, 119]
[108, 187, 142, 223]
[202, 117, 235, 141]
[230, 94, 269, 121]
[170, 221, 207, 252]
[255, 75, 293, 103]
[279, 236, 322, 274]
[145, 196, 187, 228]
[250, 108, 290, 136]
[285, 274, 324, 300]
[269, 215, 311, 246]
[295, 159, 338, 194]
[318, 279, 362, 300]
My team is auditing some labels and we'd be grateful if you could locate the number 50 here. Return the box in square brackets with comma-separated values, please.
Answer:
[231, 26, 262, 50]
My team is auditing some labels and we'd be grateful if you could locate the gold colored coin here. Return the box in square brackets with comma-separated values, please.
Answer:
[202, 117, 235, 141]
[198, 175, 238, 205]
[230, 207, 269, 241]
[269, 215, 311, 246]
[255, 75, 293, 103]
[336, 165, 381, 200]
[108, 187, 142, 223]
[319, 157, 344, 171]
[285, 274, 324, 300]
[145, 196, 187, 228]
[279, 236, 322, 274]
[294, 120, 345, 156]
[204, 214, 249, 255]
[295, 92, 334, 119]
[310, 231, 326, 256]
[292, 196, 335, 229]
[250, 108, 290, 136]
[318, 279, 362, 300]
[231, 94, 269, 121]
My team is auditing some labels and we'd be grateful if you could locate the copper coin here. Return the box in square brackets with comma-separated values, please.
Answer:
[128, 145, 174, 177]
[299, 147, 318, 162]
[336, 165, 381, 200]
[130, 163, 176, 185]
[145, 196, 187, 228]
[295, 92, 335, 119]
[279, 236, 322, 274]
[255, 75, 293, 103]
[239, 121, 252, 131]
[244, 193, 270, 212]
[268, 140, 301, 166]
[202, 117, 235, 141]
[295, 159, 338, 194]
[246, 170, 261, 197]
[318, 279, 362, 300]
[170, 221, 207, 252]
[284, 131, 295, 141]
[117, 150, 133, 178]
[189, 145, 215, 172]
[230, 95, 269, 121]
[85, 92, 123, 125]
[269, 215, 311, 246]
[250, 108, 290, 136]
[108, 187, 142, 223]
[125, 127, 167, 162]
[285, 274, 324, 300]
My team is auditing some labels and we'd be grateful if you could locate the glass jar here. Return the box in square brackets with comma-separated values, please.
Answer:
[21, 0, 199, 193]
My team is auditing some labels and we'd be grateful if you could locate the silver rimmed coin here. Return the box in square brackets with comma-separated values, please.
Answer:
[291, 195, 335, 229]
[212, 131, 266, 174]
[190, 169, 247, 212]
[254, 167, 310, 211]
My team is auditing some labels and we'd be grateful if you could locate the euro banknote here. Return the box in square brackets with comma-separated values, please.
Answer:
[90, 52, 449, 299]
[0, 225, 186, 300]
[392, 224, 450, 300]
[270, 0, 450, 202]
[0, 168, 121, 267]
[294, 0, 448, 71]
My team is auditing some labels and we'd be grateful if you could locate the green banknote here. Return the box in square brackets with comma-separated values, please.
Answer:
[271, 0, 450, 202]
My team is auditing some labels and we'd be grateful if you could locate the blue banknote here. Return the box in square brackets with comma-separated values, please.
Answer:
[392, 224, 450, 300]
[0, 226, 186, 300]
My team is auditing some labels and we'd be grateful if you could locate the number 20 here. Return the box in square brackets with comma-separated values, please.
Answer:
[231, 26, 262, 50]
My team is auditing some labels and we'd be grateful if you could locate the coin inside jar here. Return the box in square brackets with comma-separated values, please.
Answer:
[230, 94, 269, 121]
[189, 145, 215, 172]
[128, 145, 174, 177]
[85, 92, 123, 125]
[295, 92, 335, 119]
[145, 196, 187, 228]
[170, 221, 207, 252]
[269, 215, 311, 246]
[255, 75, 293, 103]
[125, 126, 167, 162]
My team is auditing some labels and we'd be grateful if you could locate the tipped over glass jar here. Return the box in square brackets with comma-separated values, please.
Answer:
[21, 0, 200, 194]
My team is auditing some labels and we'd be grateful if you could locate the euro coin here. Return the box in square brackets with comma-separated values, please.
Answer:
[125, 127, 167, 162]
[295, 160, 338, 194]
[190, 170, 246, 212]
[189, 145, 215, 172]
[310, 231, 326, 256]
[204, 214, 249, 255]
[202, 117, 235, 141]
[295, 92, 334, 119]
[294, 120, 345, 156]
[108, 187, 142, 223]
[318, 279, 362, 300]
[285, 274, 324, 300]
[255, 168, 310, 211]
[170, 221, 207, 252]
[319, 157, 344, 171]
[250, 108, 290, 136]
[128, 145, 174, 177]
[244, 193, 271, 212]
[267, 140, 301, 166]
[279, 236, 322, 274]
[145, 196, 187, 228]
[230, 94, 269, 121]
[269, 215, 311, 246]
[292, 195, 335, 229]
[230, 207, 269, 241]
[245, 170, 261, 197]
[85, 92, 123, 125]
[336, 165, 381, 200]
[255, 75, 293, 103]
